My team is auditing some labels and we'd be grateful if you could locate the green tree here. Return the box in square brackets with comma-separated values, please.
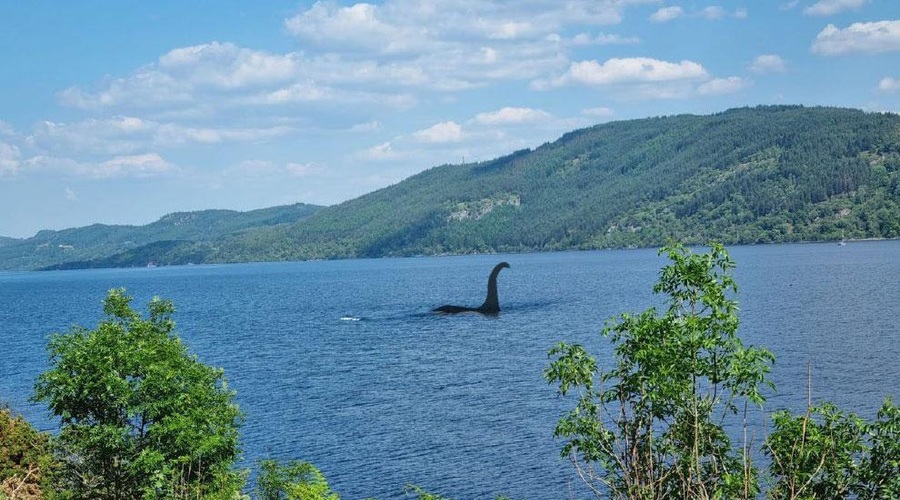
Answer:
[255, 460, 338, 500]
[33, 288, 243, 499]
[766, 397, 900, 499]
[0, 405, 59, 499]
[545, 243, 774, 499]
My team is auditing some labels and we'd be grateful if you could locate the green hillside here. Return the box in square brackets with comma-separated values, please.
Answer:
[0, 203, 323, 270]
[4, 105, 899, 270]
[222, 105, 900, 261]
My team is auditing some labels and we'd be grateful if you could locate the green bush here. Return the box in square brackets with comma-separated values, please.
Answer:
[766, 397, 900, 499]
[33, 288, 244, 499]
[0, 405, 58, 499]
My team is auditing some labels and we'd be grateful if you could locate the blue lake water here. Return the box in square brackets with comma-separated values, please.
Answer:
[1, 242, 898, 499]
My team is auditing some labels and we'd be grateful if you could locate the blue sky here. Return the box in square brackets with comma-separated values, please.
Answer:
[1, 0, 898, 238]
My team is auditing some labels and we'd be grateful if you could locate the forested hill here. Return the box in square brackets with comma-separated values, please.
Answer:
[0, 204, 322, 270]
[5, 105, 900, 270]
[218, 105, 899, 261]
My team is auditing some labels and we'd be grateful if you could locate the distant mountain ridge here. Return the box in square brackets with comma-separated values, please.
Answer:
[0, 204, 323, 270]
[3, 105, 899, 270]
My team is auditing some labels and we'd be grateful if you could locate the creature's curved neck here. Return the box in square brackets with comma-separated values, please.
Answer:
[480, 267, 503, 312]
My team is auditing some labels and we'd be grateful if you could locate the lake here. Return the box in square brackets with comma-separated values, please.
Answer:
[1, 241, 898, 499]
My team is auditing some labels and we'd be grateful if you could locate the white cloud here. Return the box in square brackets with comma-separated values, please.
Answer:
[361, 141, 400, 160]
[224, 160, 325, 179]
[59, 71, 189, 110]
[27, 118, 147, 155]
[878, 77, 900, 92]
[65, 187, 77, 201]
[250, 82, 333, 104]
[697, 76, 747, 95]
[0, 120, 16, 137]
[0, 142, 21, 176]
[487, 20, 539, 40]
[61, 1, 669, 119]
[412, 121, 463, 143]
[650, 6, 684, 23]
[285, 0, 657, 52]
[350, 121, 382, 132]
[59, 42, 299, 110]
[543, 57, 708, 87]
[94, 154, 179, 179]
[154, 124, 294, 145]
[284, 2, 426, 54]
[23, 153, 179, 179]
[570, 32, 640, 45]
[474, 107, 552, 125]
[26, 117, 295, 155]
[750, 54, 787, 73]
[651, 5, 746, 22]
[812, 21, 900, 55]
[804, 0, 868, 16]
[285, 162, 326, 177]
[158, 42, 298, 89]
[700, 6, 727, 20]
[581, 106, 615, 117]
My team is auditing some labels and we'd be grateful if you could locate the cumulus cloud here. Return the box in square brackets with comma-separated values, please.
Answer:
[92, 154, 179, 179]
[812, 21, 900, 55]
[361, 141, 400, 160]
[540, 57, 708, 88]
[23, 153, 179, 179]
[0, 142, 21, 176]
[25, 117, 295, 155]
[56, 1, 666, 121]
[248, 82, 333, 105]
[650, 5, 746, 22]
[700, 6, 727, 20]
[412, 121, 463, 143]
[59, 42, 298, 110]
[804, 0, 868, 16]
[650, 6, 684, 23]
[350, 121, 382, 132]
[697, 77, 747, 95]
[286, 0, 653, 51]
[570, 32, 641, 45]
[224, 160, 325, 179]
[0, 120, 16, 137]
[750, 54, 787, 73]
[474, 107, 552, 125]
[158, 42, 298, 88]
[285, 162, 326, 177]
[878, 77, 900, 92]
[532, 56, 751, 100]
[581, 106, 615, 117]
[27, 118, 148, 155]
[285, 2, 428, 54]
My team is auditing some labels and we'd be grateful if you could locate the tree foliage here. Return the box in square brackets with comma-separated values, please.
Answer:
[0, 406, 58, 499]
[545, 243, 774, 499]
[766, 397, 900, 499]
[254, 460, 339, 500]
[33, 288, 243, 499]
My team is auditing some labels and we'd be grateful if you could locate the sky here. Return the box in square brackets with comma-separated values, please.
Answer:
[1, 1, 898, 238]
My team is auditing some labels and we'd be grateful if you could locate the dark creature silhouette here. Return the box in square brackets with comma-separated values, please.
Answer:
[433, 262, 510, 315]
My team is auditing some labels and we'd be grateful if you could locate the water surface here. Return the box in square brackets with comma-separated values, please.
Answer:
[1, 242, 898, 499]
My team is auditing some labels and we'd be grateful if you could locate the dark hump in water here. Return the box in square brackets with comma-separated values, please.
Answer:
[433, 262, 510, 315]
